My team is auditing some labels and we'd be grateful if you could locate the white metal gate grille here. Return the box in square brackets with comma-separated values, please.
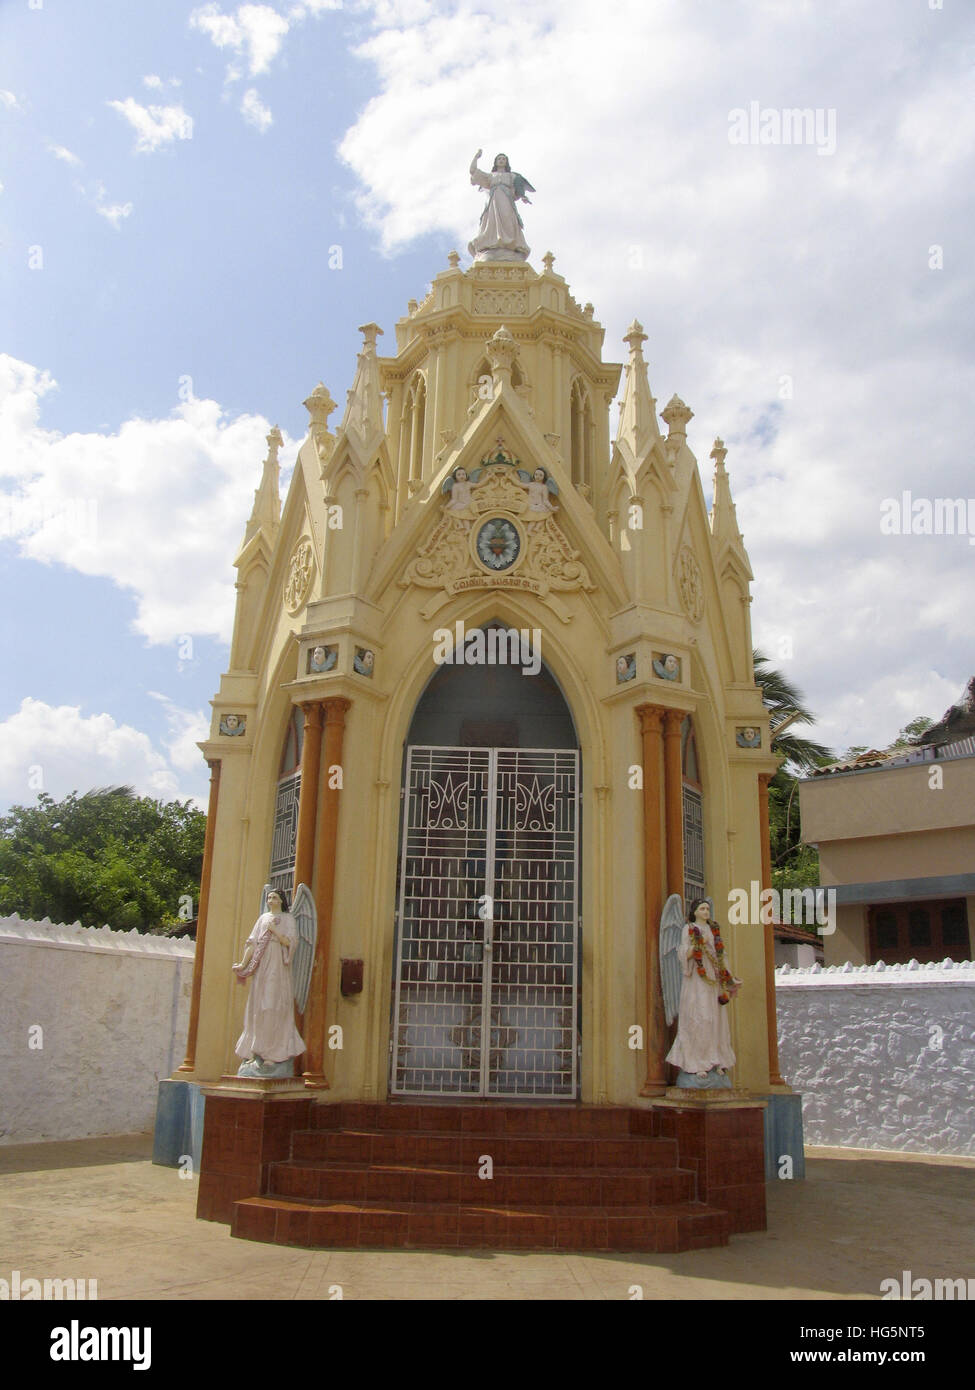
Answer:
[391, 746, 579, 1097]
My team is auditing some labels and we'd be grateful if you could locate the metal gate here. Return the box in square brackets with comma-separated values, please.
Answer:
[391, 746, 579, 1097]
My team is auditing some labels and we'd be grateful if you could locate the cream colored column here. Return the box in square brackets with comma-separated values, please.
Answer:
[177, 758, 221, 1074]
[302, 697, 351, 1090]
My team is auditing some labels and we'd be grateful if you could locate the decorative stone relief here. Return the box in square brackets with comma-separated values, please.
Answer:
[354, 647, 375, 677]
[284, 538, 315, 614]
[676, 546, 705, 622]
[616, 654, 636, 684]
[473, 288, 529, 315]
[219, 714, 246, 736]
[401, 444, 593, 602]
[736, 727, 762, 748]
[653, 652, 681, 681]
[307, 645, 337, 675]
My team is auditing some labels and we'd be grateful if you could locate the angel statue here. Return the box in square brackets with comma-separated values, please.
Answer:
[232, 884, 316, 1078]
[443, 464, 484, 520]
[516, 466, 558, 518]
[660, 894, 742, 1090]
[469, 150, 535, 262]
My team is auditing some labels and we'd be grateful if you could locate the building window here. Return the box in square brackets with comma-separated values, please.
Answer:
[402, 373, 426, 485]
[867, 898, 970, 964]
[681, 716, 705, 907]
[270, 707, 303, 895]
[569, 378, 593, 492]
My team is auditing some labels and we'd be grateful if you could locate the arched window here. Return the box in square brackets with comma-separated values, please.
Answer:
[401, 373, 426, 487]
[570, 377, 593, 492]
[269, 707, 303, 896]
[681, 716, 705, 906]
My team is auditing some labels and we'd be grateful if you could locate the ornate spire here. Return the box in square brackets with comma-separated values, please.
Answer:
[341, 322, 385, 446]
[709, 437, 745, 549]
[243, 425, 282, 543]
[615, 319, 659, 458]
[304, 382, 338, 464]
[661, 393, 693, 463]
[485, 324, 519, 389]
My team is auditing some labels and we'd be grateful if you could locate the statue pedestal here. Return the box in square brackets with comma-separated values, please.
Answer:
[664, 1086, 753, 1103]
[196, 1088, 313, 1225]
[648, 1097, 767, 1234]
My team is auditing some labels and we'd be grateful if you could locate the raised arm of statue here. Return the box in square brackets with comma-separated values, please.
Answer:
[470, 148, 491, 190]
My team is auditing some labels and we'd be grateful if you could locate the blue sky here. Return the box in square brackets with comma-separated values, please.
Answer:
[1, 0, 973, 813]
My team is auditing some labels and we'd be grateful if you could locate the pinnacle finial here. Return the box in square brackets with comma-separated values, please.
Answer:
[542, 251, 555, 272]
[711, 437, 728, 469]
[447, 249, 461, 269]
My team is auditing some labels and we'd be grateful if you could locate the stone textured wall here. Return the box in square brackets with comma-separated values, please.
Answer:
[0, 915, 195, 1145]
[776, 959, 975, 1156]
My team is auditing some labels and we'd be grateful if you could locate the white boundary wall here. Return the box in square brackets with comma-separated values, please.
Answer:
[0, 915, 195, 1145]
[776, 958, 975, 1156]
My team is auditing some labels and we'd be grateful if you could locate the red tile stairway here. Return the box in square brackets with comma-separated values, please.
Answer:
[220, 1101, 765, 1252]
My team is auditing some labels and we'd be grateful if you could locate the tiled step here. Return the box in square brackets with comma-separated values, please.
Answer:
[267, 1159, 697, 1207]
[291, 1128, 679, 1169]
[311, 1102, 647, 1138]
[232, 1194, 730, 1253]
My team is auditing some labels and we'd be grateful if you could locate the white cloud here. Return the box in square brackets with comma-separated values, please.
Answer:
[149, 693, 211, 774]
[95, 196, 134, 228]
[48, 144, 82, 167]
[241, 87, 273, 131]
[333, 0, 975, 755]
[0, 89, 19, 110]
[107, 97, 194, 152]
[143, 74, 183, 90]
[0, 354, 295, 646]
[0, 699, 191, 808]
[190, 3, 291, 78]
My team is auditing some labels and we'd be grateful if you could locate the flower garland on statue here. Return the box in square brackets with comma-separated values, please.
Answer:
[688, 920, 736, 1005]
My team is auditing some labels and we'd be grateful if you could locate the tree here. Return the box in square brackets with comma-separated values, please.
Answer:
[753, 650, 834, 917]
[0, 786, 206, 933]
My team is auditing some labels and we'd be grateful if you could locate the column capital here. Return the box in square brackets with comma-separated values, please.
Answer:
[662, 707, 689, 736]
[321, 696, 352, 726]
[635, 703, 664, 733]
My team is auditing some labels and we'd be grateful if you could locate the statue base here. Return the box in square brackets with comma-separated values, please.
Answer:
[664, 1086, 753, 1104]
[673, 1067, 733, 1091]
[471, 248, 530, 263]
[236, 1057, 295, 1079]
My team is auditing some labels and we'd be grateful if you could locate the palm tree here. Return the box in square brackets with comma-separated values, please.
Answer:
[752, 649, 832, 774]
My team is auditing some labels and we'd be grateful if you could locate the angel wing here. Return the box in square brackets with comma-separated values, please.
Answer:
[290, 882, 317, 1012]
[513, 172, 535, 201]
[545, 475, 559, 496]
[659, 892, 685, 1025]
[260, 883, 271, 915]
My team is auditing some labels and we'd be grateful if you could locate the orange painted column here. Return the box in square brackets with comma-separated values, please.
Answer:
[636, 705, 667, 1096]
[302, 697, 351, 1090]
[293, 701, 323, 894]
[178, 758, 221, 1073]
[759, 772, 786, 1086]
[662, 710, 686, 898]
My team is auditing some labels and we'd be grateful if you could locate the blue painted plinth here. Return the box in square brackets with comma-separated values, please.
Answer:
[674, 1068, 733, 1090]
[152, 1079, 206, 1171]
[758, 1091, 805, 1181]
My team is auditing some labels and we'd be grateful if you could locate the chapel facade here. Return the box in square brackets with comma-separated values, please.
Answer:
[167, 241, 797, 1247]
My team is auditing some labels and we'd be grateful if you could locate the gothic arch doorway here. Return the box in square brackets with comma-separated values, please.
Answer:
[390, 625, 581, 1098]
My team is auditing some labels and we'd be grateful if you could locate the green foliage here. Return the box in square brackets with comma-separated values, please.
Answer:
[753, 651, 833, 902]
[752, 649, 832, 773]
[0, 786, 206, 933]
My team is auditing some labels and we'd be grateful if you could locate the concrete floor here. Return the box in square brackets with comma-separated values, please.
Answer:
[1, 1134, 973, 1300]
